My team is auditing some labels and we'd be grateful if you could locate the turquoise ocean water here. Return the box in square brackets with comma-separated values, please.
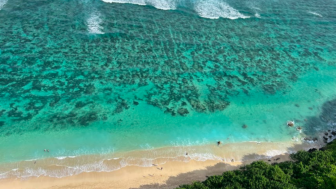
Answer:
[0, 0, 336, 178]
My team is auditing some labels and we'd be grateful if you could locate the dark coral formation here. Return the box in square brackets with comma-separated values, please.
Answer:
[302, 99, 336, 142]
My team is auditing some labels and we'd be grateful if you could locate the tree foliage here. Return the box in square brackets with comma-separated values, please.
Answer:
[177, 141, 336, 189]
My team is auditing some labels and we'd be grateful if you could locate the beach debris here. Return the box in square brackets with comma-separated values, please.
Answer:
[287, 120, 295, 127]
[275, 158, 280, 161]
[149, 174, 154, 177]
[242, 124, 248, 129]
[217, 141, 221, 145]
[152, 164, 157, 166]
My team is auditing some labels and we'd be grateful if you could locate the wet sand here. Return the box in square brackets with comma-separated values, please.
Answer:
[0, 140, 320, 189]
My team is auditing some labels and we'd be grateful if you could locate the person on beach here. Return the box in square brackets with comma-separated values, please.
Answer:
[217, 141, 221, 145]
[161, 167, 163, 170]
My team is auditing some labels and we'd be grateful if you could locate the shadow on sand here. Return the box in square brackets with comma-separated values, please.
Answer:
[134, 98, 336, 189]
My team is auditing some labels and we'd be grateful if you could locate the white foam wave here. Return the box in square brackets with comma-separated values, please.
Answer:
[255, 12, 260, 18]
[87, 11, 104, 34]
[102, 0, 248, 19]
[194, 0, 249, 19]
[55, 156, 77, 160]
[188, 152, 222, 161]
[265, 149, 287, 157]
[0, 0, 7, 10]
[308, 11, 322, 17]
[102, 0, 177, 10]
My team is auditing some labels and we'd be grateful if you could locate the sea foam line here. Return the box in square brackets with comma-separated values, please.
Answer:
[308, 11, 322, 17]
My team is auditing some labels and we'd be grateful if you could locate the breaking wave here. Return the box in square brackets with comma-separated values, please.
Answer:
[0, 0, 7, 10]
[194, 0, 249, 19]
[102, 0, 249, 19]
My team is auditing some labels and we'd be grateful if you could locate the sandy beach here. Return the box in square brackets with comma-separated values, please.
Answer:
[0, 141, 320, 189]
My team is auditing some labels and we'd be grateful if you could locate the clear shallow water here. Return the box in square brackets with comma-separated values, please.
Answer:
[0, 0, 336, 178]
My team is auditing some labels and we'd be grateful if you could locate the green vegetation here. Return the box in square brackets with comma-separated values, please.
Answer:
[177, 141, 336, 189]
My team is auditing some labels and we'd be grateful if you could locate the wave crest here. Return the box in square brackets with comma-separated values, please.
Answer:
[102, 0, 249, 19]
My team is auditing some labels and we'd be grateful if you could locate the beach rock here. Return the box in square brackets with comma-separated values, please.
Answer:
[308, 148, 317, 152]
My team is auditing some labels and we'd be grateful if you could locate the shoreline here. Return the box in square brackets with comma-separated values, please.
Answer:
[0, 139, 323, 189]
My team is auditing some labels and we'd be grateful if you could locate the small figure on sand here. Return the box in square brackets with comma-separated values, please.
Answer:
[186, 152, 188, 156]
[217, 141, 221, 146]
[287, 120, 295, 127]
[231, 159, 234, 162]
[161, 167, 163, 170]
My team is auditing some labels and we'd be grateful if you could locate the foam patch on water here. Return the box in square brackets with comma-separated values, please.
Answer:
[194, 0, 249, 19]
[87, 11, 104, 34]
[0, 0, 7, 10]
[308, 11, 322, 17]
[255, 12, 260, 18]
